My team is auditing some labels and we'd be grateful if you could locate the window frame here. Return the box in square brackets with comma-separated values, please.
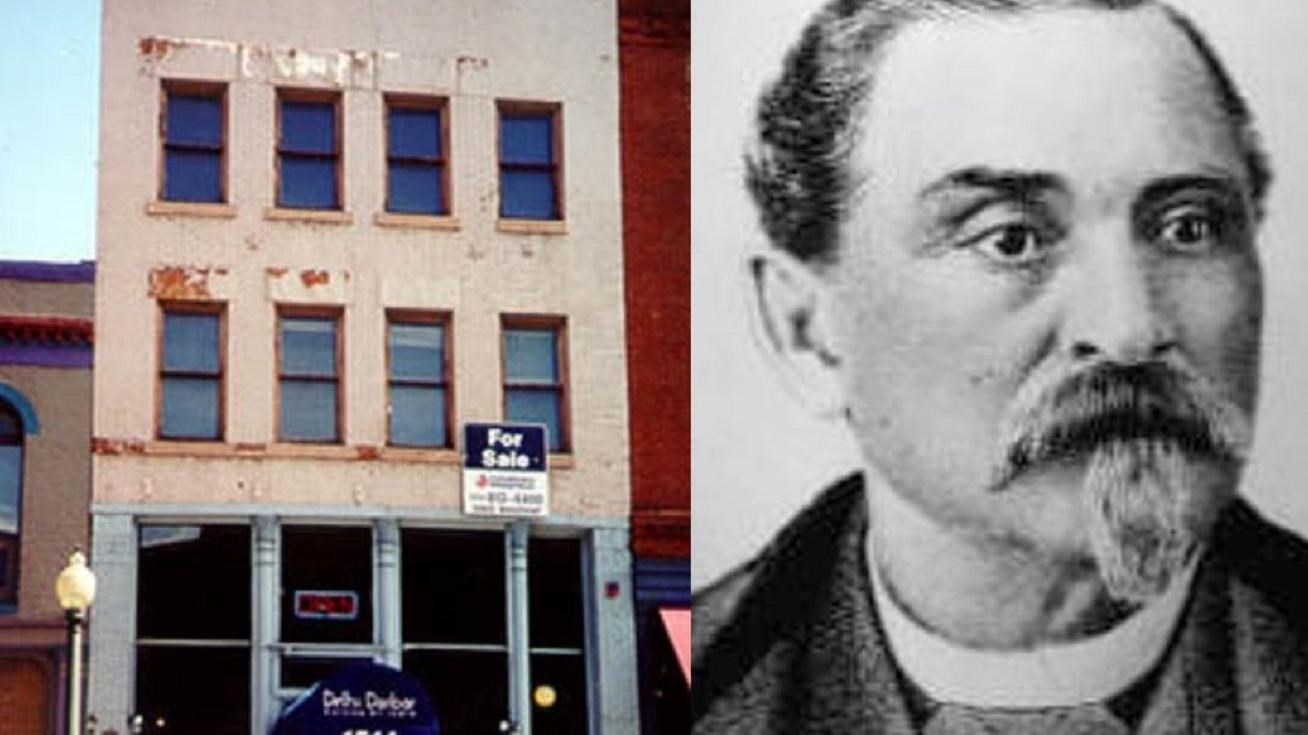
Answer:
[275, 88, 344, 211]
[385, 310, 454, 449]
[158, 79, 228, 204]
[496, 100, 564, 222]
[156, 301, 227, 442]
[384, 94, 451, 217]
[0, 403, 23, 605]
[500, 315, 570, 454]
[275, 306, 344, 444]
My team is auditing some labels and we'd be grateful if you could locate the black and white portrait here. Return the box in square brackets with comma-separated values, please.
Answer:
[692, 0, 1308, 732]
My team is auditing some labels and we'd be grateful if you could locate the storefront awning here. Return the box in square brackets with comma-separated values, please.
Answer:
[659, 607, 691, 684]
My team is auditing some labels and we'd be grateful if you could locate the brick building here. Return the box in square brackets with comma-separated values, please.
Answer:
[617, 1, 690, 733]
[88, 1, 636, 733]
[0, 260, 95, 735]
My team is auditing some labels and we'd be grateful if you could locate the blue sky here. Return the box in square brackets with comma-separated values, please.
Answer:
[0, 2, 100, 263]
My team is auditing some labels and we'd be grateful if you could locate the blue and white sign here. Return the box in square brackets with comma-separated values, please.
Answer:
[271, 662, 439, 735]
[462, 423, 549, 517]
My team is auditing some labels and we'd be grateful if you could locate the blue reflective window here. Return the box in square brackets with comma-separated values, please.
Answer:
[281, 317, 337, 377]
[391, 386, 447, 447]
[0, 445, 20, 537]
[0, 401, 24, 603]
[165, 150, 222, 203]
[160, 311, 222, 440]
[386, 103, 446, 215]
[163, 313, 219, 373]
[279, 315, 339, 443]
[499, 109, 559, 220]
[504, 329, 558, 384]
[161, 378, 220, 439]
[500, 170, 556, 220]
[390, 323, 444, 381]
[500, 115, 552, 164]
[279, 381, 338, 442]
[388, 163, 443, 215]
[279, 157, 338, 209]
[505, 390, 561, 452]
[278, 95, 340, 210]
[503, 324, 566, 452]
[167, 94, 222, 146]
[281, 101, 336, 153]
[162, 88, 224, 203]
[390, 108, 441, 158]
[388, 321, 448, 447]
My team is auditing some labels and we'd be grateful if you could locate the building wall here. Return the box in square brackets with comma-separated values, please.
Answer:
[94, 0, 629, 516]
[620, 2, 689, 561]
[0, 262, 95, 735]
[0, 364, 92, 623]
[618, 3, 690, 733]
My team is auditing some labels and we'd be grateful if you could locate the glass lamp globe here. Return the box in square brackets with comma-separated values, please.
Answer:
[55, 551, 97, 612]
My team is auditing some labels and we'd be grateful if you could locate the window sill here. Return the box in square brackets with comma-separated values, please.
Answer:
[379, 446, 460, 463]
[374, 212, 460, 231]
[146, 201, 237, 219]
[97, 439, 574, 467]
[264, 207, 354, 225]
[497, 218, 567, 235]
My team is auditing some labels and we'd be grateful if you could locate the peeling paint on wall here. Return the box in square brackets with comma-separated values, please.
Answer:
[300, 270, 331, 288]
[138, 36, 176, 60]
[91, 437, 147, 455]
[147, 266, 213, 300]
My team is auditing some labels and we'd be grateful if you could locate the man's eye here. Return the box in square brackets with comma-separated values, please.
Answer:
[967, 224, 1049, 266]
[1153, 209, 1222, 253]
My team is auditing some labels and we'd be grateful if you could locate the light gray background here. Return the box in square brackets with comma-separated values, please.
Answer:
[692, 0, 1308, 589]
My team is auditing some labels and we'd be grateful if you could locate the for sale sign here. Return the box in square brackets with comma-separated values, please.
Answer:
[462, 423, 549, 517]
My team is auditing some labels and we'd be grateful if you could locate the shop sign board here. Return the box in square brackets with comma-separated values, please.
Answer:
[462, 422, 549, 517]
[271, 662, 439, 735]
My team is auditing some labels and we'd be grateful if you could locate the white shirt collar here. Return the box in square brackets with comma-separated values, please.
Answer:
[867, 478, 1197, 709]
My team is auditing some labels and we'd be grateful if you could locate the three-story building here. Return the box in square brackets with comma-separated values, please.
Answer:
[89, 2, 635, 732]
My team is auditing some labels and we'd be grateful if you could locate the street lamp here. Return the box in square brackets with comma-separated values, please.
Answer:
[56, 550, 97, 735]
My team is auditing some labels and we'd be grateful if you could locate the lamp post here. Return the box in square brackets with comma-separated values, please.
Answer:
[56, 550, 97, 735]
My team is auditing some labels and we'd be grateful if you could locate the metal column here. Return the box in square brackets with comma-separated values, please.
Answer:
[253, 517, 280, 734]
[376, 519, 403, 668]
[506, 520, 532, 735]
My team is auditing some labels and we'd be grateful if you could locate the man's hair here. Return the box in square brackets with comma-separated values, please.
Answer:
[746, 0, 1272, 264]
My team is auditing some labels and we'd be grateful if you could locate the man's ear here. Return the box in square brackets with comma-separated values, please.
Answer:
[748, 249, 845, 420]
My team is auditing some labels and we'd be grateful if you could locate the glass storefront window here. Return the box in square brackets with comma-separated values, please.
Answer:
[528, 537, 584, 650]
[403, 650, 509, 735]
[281, 526, 373, 644]
[402, 529, 506, 644]
[135, 524, 250, 735]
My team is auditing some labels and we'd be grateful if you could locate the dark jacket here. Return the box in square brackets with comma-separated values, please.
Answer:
[692, 475, 1308, 734]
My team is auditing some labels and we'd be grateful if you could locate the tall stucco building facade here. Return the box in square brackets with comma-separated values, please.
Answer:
[89, 2, 635, 733]
[0, 261, 95, 735]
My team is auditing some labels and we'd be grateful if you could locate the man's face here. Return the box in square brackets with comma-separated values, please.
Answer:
[824, 6, 1263, 582]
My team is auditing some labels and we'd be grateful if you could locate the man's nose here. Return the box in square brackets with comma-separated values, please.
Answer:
[1060, 231, 1178, 363]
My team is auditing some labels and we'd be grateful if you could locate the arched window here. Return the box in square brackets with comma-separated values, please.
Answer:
[0, 401, 23, 605]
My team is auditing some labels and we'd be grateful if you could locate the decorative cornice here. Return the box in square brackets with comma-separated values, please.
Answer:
[0, 315, 94, 347]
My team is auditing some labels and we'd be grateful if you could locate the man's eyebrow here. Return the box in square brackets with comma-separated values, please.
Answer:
[918, 167, 1068, 202]
[1136, 173, 1245, 206]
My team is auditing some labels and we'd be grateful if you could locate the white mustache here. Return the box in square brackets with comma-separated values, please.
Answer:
[992, 360, 1252, 491]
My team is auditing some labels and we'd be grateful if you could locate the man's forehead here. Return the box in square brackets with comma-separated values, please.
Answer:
[856, 5, 1248, 202]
